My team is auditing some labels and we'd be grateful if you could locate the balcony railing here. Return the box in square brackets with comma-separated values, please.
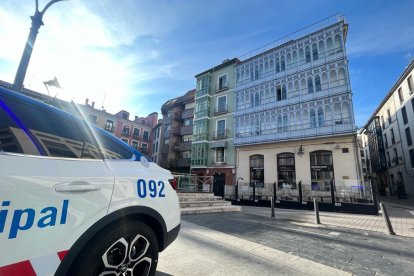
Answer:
[179, 141, 192, 151]
[181, 108, 194, 119]
[214, 105, 228, 116]
[215, 81, 229, 93]
[104, 126, 115, 133]
[212, 129, 228, 140]
[193, 133, 208, 141]
[211, 156, 226, 165]
[181, 125, 193, 135]
[121, 130, 130, 137]
[177, 158, 191, 167]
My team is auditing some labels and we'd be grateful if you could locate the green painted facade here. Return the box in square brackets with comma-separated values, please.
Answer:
[191, 59, 239, 169]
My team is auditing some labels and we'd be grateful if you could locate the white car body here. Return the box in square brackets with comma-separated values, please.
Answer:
[0, 86, 180, 275]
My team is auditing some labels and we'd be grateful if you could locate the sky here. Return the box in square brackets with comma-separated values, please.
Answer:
[0, 0, 413, 127]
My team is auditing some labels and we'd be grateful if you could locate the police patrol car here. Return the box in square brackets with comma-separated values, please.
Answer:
[0, 86, 181, 275]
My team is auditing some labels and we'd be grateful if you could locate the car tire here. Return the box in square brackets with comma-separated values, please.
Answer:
[68, 220, 159, 276]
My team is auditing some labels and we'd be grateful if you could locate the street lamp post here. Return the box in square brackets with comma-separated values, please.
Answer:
[12, 0, 66, 92]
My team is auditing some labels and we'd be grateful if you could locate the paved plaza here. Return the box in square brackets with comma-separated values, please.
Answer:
[158, 200, 414, 275]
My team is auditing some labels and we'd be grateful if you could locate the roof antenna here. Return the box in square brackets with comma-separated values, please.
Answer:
[101, 93, 107, 110]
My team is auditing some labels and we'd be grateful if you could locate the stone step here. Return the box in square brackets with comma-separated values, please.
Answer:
[178, 192, 217, 198]
[180, 200, 232, 208]
[179, 196, 224, 202]
[181, 205, 241, 215]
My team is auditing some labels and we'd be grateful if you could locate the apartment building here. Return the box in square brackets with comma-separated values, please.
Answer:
[361, 60, 414, 198]
[233, 17, 360, 193]
[191, 58, 240, 196]
[159, 89, 195, 172]
[151, 119, 163, 164]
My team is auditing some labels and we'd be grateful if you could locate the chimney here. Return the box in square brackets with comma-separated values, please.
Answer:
[92, 101, 95, 108]
[85, 98, 89, 105]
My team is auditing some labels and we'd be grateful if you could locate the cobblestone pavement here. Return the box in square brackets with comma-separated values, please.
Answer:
[240, 201, 414, 237]
[157, 221, 351, 276]
[183, 210, 414, 276]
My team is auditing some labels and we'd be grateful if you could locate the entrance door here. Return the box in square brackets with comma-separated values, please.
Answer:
[213, 173, 225, 197]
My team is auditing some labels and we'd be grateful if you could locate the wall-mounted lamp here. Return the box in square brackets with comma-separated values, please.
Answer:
[297, 145, 304, 156]
[335, 144, 341, 150]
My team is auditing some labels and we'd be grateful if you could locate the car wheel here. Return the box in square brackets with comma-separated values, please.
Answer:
[69, 220, 159, 276]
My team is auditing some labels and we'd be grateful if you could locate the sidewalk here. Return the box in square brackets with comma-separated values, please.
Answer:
[241, 202, 414, 237]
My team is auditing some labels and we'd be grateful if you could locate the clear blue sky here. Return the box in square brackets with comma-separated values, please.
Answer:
[1, 0, 413, 126]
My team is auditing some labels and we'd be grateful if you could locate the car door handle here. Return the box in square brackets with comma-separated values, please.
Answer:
[55, 181, 101, 192]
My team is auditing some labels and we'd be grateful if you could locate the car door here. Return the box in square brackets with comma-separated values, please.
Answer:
[0, 91, 114, 273]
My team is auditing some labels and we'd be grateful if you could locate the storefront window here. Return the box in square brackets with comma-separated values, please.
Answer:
[277, 153, 296, 189]
[310, 150, 334, 191]
[250, 155, 264, 187]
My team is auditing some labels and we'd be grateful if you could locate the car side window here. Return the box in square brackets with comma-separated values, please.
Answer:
[0, 94, 43, 155]
[93, 126, 136, 160]
[1, 92, 96, 159]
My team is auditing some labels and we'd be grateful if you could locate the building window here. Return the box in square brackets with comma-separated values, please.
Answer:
[305, 46, 311, 63]
[310, 151, 334, 191]
[131, 141, 139, 149]
[218, 75, 227, 90]
[121, 138, 128, 144]
[105, 120, 114, 131]
[402, 106, 408, 125]
[387, 152, 391, 167]
[310, 109, 317, 128]
[143, 131, 149, 141]
[391, 128, 395, 144]
[384, 133, 388, 148]
[408, 75, 413, 94]
[277, 85, 286, 101]
[312, 43, 318, 61]
[122, 125, 130, 135]
[315, 75, 321, 91]
[250, 155, 264, 186]
[393, 148, 398, 165]
[164, 139, 169, 145]
[275, 58, 280, 73]
[381, 116, 385, 129]
[281, 56, 285, 71]
[217, 96, 227, 113]
[317, 107, 324, 127]
[307, 77, 313, 93]
[133, 128, 140, 138]
[277, 153, 296, 188]
[184, 118, 193, 126]
[215, 147, 225, 163]
[398, 88, 404, 104]
[141, 143, 148, 152]
[387, 109, 391, 124]
[216, 119, 226, 138]
[88, 114, 97, 124]
[406, 127, 413, 146]
[410, 149, 414, 168]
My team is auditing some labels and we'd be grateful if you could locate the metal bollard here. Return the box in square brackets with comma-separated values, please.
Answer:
[379, 203, 396, 235]
[314, 198, 321, 224]
[271, 196, 275, 218]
